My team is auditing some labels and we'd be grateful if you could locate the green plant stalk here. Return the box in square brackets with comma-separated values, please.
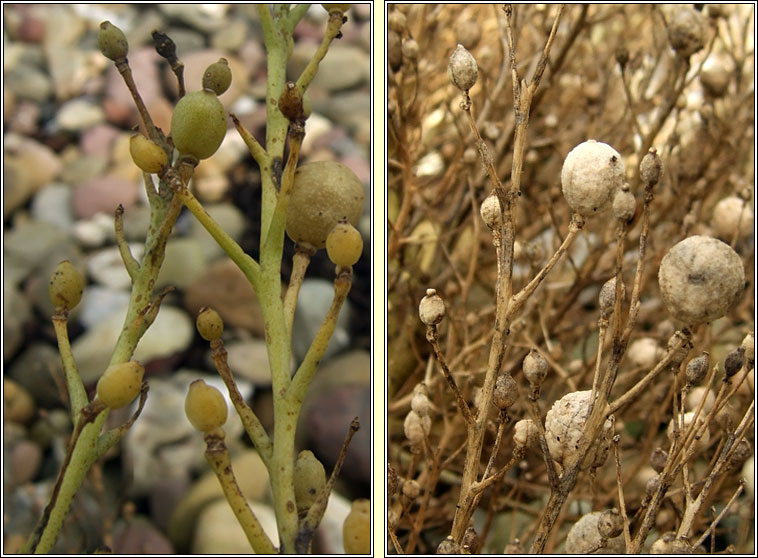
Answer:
[51, 315, 87, 425]
[295, 11, 346, 94]
[283, 250, 312, 339]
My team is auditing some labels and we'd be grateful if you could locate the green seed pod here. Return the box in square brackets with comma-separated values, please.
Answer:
[129, 134, 167, 173]
[97, 21, 129, 61]
[202, 58, 232, 96]
[49, 260, 84, 311]
[170, 90, 227, 160]
[326, 220, 363, 267]
[343, 499, 370, 554]
[96, 361, 144, 409]
[185, 379, 228, 432]
[196, 307, 224, 341]
[285, 161, 364, 250]
[293, 450, 326, 512]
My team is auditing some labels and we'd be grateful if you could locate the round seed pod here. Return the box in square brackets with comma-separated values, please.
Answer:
[419, 289, 445, 326]
[504, 539, 523, 554]
[561, 140, 625, 217]
[326, 220, 363, 267]
[402, 479, 420, 500]
[565, 511, 625, 554]
[628, 337, 663, 369]
[599, 277, 625, 315]
[49, 260, 84, 311]
[646, 473, 661, 498]
[724, 346, 745, 377]
[403, 409, 431, 445]
[545, 390, 613, 469]
[523, 349, 549, 389]
[685, 352, 709, 385]
[293, 449, 326, 512]
[196, 307, 223, 341]
[129, 134, 167, 173]
[321, 4, 351, 14]
[480, 194, 502, 229]
[651, 532, 675, 554]
[667, 412, 710, 454]
[96, 361, 144, 409]
[650, 447, 668, 473]
[700, 60, 731, 97]
[97, 21, 129, 61]
[170, 90, 227, 160]
[437, 536, 462, 554]
[742, 331, 754, 370]
[658, 236, 744, 325]
[202, 58, 232, 96]
[597, 508, 624, 539]
[667, 6, 706, 58]
[410, 383, 432, 416]
[639, 149, 663, 186]
[671, 538, 693, 554]
[462, 526, 478, 552]
[712, 196, 753, 240]
[513, 419, 539, 450]
[492, 373, 518, 410]
[343, 499, 370, 554]
[388, 30, 403, 72]
[448, 44, 478, 92]
[387, 11, 406, 33]
[285, 161, 364, 250]
[685, 386, 716, 413]
[612, 189, 636, 221]
[401, 38, 419, 61]
[727, 438, 751, 470]
[185, 379, 228, 432]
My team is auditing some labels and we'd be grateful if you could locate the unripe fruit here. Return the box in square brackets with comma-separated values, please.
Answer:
[129, 134, 167, 173]
[342, 498, 370, 554]
[418, 288, 445, 326]
[285, 161, 364, 250]
[202, 58, 232, 96]
[658, 236, 744, 324]
[49, 260, 84, 311]
[196, 307, 223, 341]
[170, 90, 227, 160]
[321, 4, 350, 13]
[448, 44, 478, 92]
[326, 220, 363, 267]
[561, 140, 625, 217]
[185, 379, 228, 432]
[97, 21, 129, 61]
[96, 361, 144, 409]
[293, 450, 326, 512]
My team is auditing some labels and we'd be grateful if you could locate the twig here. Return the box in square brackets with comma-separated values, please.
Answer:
[425, 325, 474, 425]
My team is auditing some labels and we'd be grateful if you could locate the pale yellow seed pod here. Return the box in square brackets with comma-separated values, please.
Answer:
[185, 379, 228, 432]
[129, 134, 167, 173]
[96, 361, 145, 409]
[196, 307, 224, 341]
[342, 498, 370, 554]
[293, 450, 326, 512]
[326, 220, 363, 267]
[49, 260, 84, 311]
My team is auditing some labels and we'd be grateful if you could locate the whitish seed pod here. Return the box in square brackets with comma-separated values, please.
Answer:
[387, 10, 407, 32]
[448, 44, 478, 92]
[599, 277, 625, 314]
[403, 409, 431, 445]
[202, 58, 232, 96]
[343, 498, 370, 554]
[724, 346, 745, 377]
[185, 379, 228, 432]
[492, 373, 518, 410]
[437, 536, 462, 554]
[667, 412, 710, 453]
[658, 236, 744, 325]
[97, 21, 129, 61]
[612, 189, 636, 221]
[419, 288, 445, 326]
[170, 90, 227, 160]
[650, 447, 668, 473]
[645, 473, 661, 498]
[743, 458, 754, 500]
[513, 419, 539, 449]
[480, 193, 502, 229]
[523, 349, 549, 389]
[196, 307, 223, 341]
[504, 539, 523, 554]
[49, 260, 85, 311]
[639, 149, 663, 186]
[671, 538, 693, 554]
[401, 38, 419, 61]
[700, 57, 731, 97]
[598, 508, 624, 539]
[545, 391, 613, 469]
[326, 220, 363, 267]
[402, 479, 420, 499]
[727, 438, 751, 470]
[742, 332, 754, 370]
[651, 532, 676, 554]
[293, 450, 326, 512]
[565, 511, 626, 554]
[410, 383, 432, 416]
[685, 352, 709, 385]
[712, 196, 753, 240]
[667, 6, 706, 58]
[129, 134, 167, 173]
[561, 140, 625, 217]
[685, 386, 716, 414]
[96, 361, 144, 409]
[628, 337, 663, 369]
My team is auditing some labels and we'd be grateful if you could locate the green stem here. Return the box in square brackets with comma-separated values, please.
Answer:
[295, 11, 346, 94]
[284, 249, 312, 340]
[51, 315, 88, 425]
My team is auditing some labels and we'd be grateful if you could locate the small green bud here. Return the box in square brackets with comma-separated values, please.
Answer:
[202, 58, 232, 96]
[97, 21, 129, 61]
[170, 90, 227, 160]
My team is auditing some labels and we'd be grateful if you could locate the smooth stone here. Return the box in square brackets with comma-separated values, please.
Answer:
[72, 175, 139, 219]
[155, 237, 208, 290]
[301, 113, 333, 155]
[5, 65, 52, 103]
[292, 279, 354, 364]
[3, 279, 32, 360]
[188, 203, 247, 261]
[211, 18, 248, 51]
[56, 98, 105, 132]
[3, 134, 63, 217]
[111, 517, 174, 554]
[3, 378, 36, 424]
[9, 440, 42, 487]
[192, 499, 278, 554]
[30, 183, 74, 232]
[224, 337, 293, 386]
[121, 203, 152, 242]
[8, 343, 64, 408]
[78, 286, 132, 329]
[60, 153, 108, 185]
[87, 244, 144, 290]
[80, 123, 121, 159]
[315, 90, 370, 130]
[4, 219, 76, 282]
[72, 213, 117, 249]
[313, 44, 369, 92]
[159, 4, 228, 33]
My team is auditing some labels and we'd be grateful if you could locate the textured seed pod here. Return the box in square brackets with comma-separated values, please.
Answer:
[612, 189, 636, 221]
[667, 330, 693, 363]
[410, 383, 432, 416]
[170, 90, 227, 160]
[448, 44, 478, 92]
[462, 526, 478, 551]
[504, 539, 523, 554]
[712, 196, 753, 240]
[196, 307, 224, 341]
[667, 412, 710, 453]
[480, 194, 502, 229]
[650, 447, 668, 473]
[96, 361, 144, 409]
[404, 409, 431, 445]
[646, 473, 661, 498]
[685, 352, 709, 385]
[293, 450, 326, 512]
[492, 373, 518, 410]
[456, 19, 482, 50]
[715, 401, 740, 432]
[561, 140, 625, 217]
[671, 538, 693, 554]
[387, 464, 399, 496]
[628, 337, 663, 369]
[640, 149, 663, 186]
[97, 21, 129, 61]
[129, 134, 167, 173]
[185, 379, 228, 432]
[286, 161, 364, 250]
[513, 419, 539, 449]
[49, 260, 84, 311]
[597, 508, 624, 539]
[326, 220, 363, 267]
[658, 236, 744, 325]
[343, 499, 370, 554]
[387, 10, 407, 33]
[724, 346, 745, 377]
[667, 6, 706, 58]
[651, 532, 676, 554]
[202, 58, 232, 96]
[599, 277, 625, 314]
[727, 438, 751, 469]
[742, 332, 754, 370]
[437, 536, 462, 554]
[523, 349, 549, 389]
[684, 386, 716, 414]
[545, 390, 613, 469]
[401, 38, 419, 61]
[565, 511, 625, 554]
[402, 479, 420, 499]
[419, 289, 445, 326]
[388, 30, 403, 72]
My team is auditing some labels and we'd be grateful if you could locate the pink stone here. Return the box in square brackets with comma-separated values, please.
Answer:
[72, 174, 139, 219]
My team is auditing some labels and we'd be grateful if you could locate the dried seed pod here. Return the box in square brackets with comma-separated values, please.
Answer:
[651, 532, 676, 554]
[712, 196, 753, 240]
[684, 386, 716, 413]
[492, 373, 518, 410]
[437, 536, 462, 554]
[599, 277, 625, 315]
[727, 438, 751, 469]
[523, 349, 549, 390]
[650, 447, 668, 473]
[565, 511, 626, 554]
[402, 479, 420, 500]
[448, 44, 478, 92]
[387, 10, 407, 33]
[513, 419, 539, 449]
[410, 383, 432, 416]
[403, 409, 431, 445]
[667, 412, 710, 454]
[278, 81, 306, 121]
[724, 346, 746, 377]
[456, 19, 482, 50]
[419, 289, 445, 326]
[96, 361, 144, 409]
[612, 189, 636, 221]
[597, 508, 624, 539]
[196, 307, 224, 341]
[202, 58, 232, 96]
[97, 21, 129, 61]
[667, 6, 706, 58]
[561, 140, 625, 217]
[671, 538, 694, 554]
[685, 352, 709, 385]
[504, 539, 523, 554]
[462, 526, 478, 551]
[639, 149, 663, 186]
[480, 193, 502, 229]
[49, 260, 84, 311]
[628, 337, 663, 369]
[646, 473, 661, 497]
[388, 30, 403, 72]
[658, 236, 744, 325]
[402, 38, 419, 61]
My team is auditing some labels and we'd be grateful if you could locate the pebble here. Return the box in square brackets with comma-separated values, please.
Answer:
[5, 65, 53, 103]
[59, 153, 108, 186]
[3, 378, 37, 424]
[193, 499, 278, 554]
[72, 212, 117, 248]
[80, 123, 121, 159]
[292, 279, 354, 363]
[87, 244, 144, 289]
[3, 134, 63, 217]
[4, 219, 78, 283]
[3, 279, 32, 360]
[111, 517, 174, 554]
[155, 237, 209, 290]
[188, 203, 247, 261]
[30, 183, 74, 232]
[225, 337, 292, 386]
[159, 4, 229, 33]
[8, 343, 64, 408]
[9, 439, 43, 487]
[56, 98, 105, 132]
[78, 286, 132, 329]
[211, 18, 248, 51]
[72, 174, 139, 219]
